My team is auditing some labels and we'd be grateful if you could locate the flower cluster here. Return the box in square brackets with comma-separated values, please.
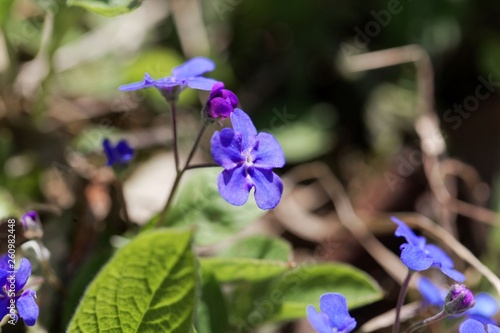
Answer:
[418, 277, 498, 324]
[117, 57, 285, 209]
[391, 216, 465, 282]
[0, 254, 38, 326]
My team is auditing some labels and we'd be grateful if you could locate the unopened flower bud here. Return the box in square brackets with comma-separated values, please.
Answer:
[203, 82, 238, 121]
[444, 284, 475, 315]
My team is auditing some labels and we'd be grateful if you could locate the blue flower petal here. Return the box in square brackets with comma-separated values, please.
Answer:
[425, 244, 454, 268]
[399, 244, 433, 271]
[230, 109, 258, 149]
[16, 290, 38, 326]
[211, 129, 244, 169]
[391, 216, 426, 247]
[488, 324, 500, 333]
[118, 73, 156, 91]
[249, 168, 283, 210]
[0, 253, 10, 271]
[186, 77, 218, 91]
[115, 140, 134, 164]
[417, 277, 445, 307]
[172, 57, 215, 78]
[306, 305, 332, 333]
[253, 133, 285, 169]
[0, 296, 9, 323]
[467, 293, 499, 323]
[14, 258, 31, 292]
[439, 266, 466, 282]
[319, 293, 356, 332]
[217, 166, 252, 206]
[461, 319, 487, 333]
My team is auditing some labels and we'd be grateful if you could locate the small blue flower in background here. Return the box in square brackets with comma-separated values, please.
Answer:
[0, 255, 38, 326]
[211, 108, 285, 210]
[418, 277, 447, 307]
[205, 82, 238, 120]
[119, 57, 218, 95]
[391, 216, 466, 282]
[460, 319, 500, 333]
[418, 277, 498, 324]
[103, 138, 134, 166]
[306, 293, 356, 333]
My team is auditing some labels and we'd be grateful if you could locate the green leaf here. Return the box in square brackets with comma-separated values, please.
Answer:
[0, 0, 14, 26]
[196, 271, 229, 333]
[216, 235, 292, 261]
[67, 0, 143, 16]
[68, 228, 197, 333]
[155, 169, 266, 246]
[268, 263, 383, 322]
[200, 257, 289, 283]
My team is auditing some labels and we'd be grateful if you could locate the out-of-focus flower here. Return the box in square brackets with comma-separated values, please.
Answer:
[460, 319, 500, 333]
[20, 211, 43, 239]
[204, 82, 238, 120]
[119, 57, 218, 99]
[418, 278, 498, 324]
[211, 108, 285, 210]
[418, 277, 447, 307]
[0, 255, 38, 326]
[391, 217, 465, 282]
[444, 284, 476, 315]
[306, 293, 356, 333]
[102, 138, 134, 167]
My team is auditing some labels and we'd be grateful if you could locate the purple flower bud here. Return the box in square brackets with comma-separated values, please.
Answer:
[103, 138, 134, 167]
[445, 284, 476, 315]
[20, 211, 39, 230]
[204, 82, 238, 120]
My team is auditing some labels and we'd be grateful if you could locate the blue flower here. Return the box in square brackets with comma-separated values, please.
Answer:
[306, 293, 356, 333]
[0, 255, 38, 326]
[391, 217, 465, 282]
[210, 108, 285, 210]
[205, 82, 238, 120]
[418, 278, 498, 324]
[460, 319, 500, 333]
[119, 57, 218, 95]
[103, 138, 134, 166]
[418, 277, 447, 307]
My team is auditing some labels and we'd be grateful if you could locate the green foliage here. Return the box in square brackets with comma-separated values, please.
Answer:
[228, 262, 383, 326]
[68, 228, 197, 333]
[268, 263, 383, 321]
[200, 257, 289, 283]
[196, 271, 230, 333]
[216, 235, 292, 261]
[66, 0, 143, 17]
[155, 169, 266, 246]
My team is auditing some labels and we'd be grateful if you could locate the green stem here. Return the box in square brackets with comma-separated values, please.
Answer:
[403, 310, 447, 333]
[156, 123, 208, 227]
[185, 163, 218, 170]
[393, 270, 414, 333]
[169, 100, 180, 172]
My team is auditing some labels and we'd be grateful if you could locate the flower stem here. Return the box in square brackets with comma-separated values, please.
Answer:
[113, 179, 130, 225]
[402, 310, 448, 333]
[156, 123, 208, 227]
[185, 163, 219, 170]
[393, 270, 414, 333]
[169, 100, 180, 173]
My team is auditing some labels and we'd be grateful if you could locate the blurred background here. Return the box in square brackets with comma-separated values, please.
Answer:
[1, 0, 500, 331]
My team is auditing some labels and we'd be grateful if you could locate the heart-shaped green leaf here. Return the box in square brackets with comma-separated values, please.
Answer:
[68, 228, 197, 333]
